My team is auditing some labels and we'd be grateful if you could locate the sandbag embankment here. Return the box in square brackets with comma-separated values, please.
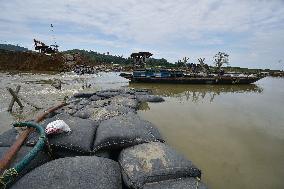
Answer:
[0, 88, 208, 189]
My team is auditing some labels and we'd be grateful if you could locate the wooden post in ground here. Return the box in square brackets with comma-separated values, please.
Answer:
[7, 86, 42, 111]
[7, 86, 23, 111]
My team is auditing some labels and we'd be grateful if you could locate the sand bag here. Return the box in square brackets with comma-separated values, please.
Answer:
[0, 146, 51, 185]
[55, 98, 90, 115]
[110, 96, 139, 109]
[11, 156, 122, 189]
[143, 177, 208, 189]
[96, 90, 121, 98]
[26, 114, 98, 156]
[93, 113, 164, 152]
[72, 99, 111, 119]
[89, 94, 103, 101]
[88, 104, 135, 122]
[73, 92, 96, 98]
[0, 128, 18, 147]
[119, 142, 201, 189]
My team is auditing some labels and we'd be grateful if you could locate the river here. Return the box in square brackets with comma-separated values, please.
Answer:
[0, 72, 283, 189]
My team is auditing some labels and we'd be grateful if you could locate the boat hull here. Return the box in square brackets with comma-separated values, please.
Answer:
[128, 76, 263, 84]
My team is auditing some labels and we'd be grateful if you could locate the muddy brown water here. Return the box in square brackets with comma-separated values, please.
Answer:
[0, 72, 283, 189]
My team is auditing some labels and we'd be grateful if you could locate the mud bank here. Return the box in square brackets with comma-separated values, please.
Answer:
[0, 88, 207, 189]
[0, 50, 67, 72]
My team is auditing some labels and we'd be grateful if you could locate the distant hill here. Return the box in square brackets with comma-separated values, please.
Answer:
[0, 44, 29, 52]
[63, 49, 174, 67]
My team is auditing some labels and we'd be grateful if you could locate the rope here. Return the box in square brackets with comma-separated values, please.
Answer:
[0, 122, 46, 188]
[0, 168, 18, 189]
[196, 177, 201, 189]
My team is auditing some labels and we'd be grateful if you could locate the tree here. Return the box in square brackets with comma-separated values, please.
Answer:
[176, 57, 189, 68]
[198, 58, 209, 74]
[214, 52, 229, 73]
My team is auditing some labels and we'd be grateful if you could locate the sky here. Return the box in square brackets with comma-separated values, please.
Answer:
[0, 0, 284, 69]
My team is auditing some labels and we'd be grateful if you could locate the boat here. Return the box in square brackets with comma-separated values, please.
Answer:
[120, 52, 265, 84]
[121, 68, 264, 84]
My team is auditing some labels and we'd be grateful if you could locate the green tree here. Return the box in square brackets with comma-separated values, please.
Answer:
[214, 52, 229, 73]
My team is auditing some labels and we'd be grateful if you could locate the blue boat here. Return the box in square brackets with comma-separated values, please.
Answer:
[120, 52, 264, 84]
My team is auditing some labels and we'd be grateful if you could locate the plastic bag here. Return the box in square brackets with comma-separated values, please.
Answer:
[45, 120, 71, 135]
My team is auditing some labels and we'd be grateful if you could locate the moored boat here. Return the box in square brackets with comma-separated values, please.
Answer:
[121, 69, 264, 84]
[120, 51, 265, 84]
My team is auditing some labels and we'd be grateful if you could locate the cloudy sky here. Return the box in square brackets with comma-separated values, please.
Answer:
[0, 0, 284, 69]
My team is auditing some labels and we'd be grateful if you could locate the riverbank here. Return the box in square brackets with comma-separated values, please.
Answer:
[0, 49, 66, 72]
[0, 50, 129, 73]
[1, 49, 283, 77]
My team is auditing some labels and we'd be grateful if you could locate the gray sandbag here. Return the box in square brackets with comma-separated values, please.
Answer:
[0, 146, 51, 184]
[26, 114, 98, 155]
[94, 149, 122, 161]
[143, 177, 208, 189]
[136, 95, 165, 103]
[119, 93, 136, 100]
[72, 99, 112, 120]
[77, 98, 91, 106]
[119, 142, 201, 189]
[72, 107, 92, 119]
[55, 106, 78, 115]
[105, 104, 135, 114]
[0, 128, 18, 147]
[110, 96, 139, 109]
[94, 150, 112, 159]
[122, 89, 135, 95]
[73, 92, 96, 98]
[93, 113, 164, 152]
[90, 94, 103, 101]
[55, 99, 90, 115]
[73, 99, 111, 119]
[89, 104, 135, 122]
[89, 99, 111, 107]
[11, 156, 122, 189]
[97, 90, 121, 98]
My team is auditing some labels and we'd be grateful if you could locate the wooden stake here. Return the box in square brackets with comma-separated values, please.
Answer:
[7, 86, 23, 111]
[7, 86, 21, 112]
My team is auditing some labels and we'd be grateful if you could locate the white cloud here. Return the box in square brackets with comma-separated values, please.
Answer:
[0, 0, 284, 69]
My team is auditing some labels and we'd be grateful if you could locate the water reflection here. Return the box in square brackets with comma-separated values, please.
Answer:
[137, 78, 284, 189]
[130, 83, 263, 103]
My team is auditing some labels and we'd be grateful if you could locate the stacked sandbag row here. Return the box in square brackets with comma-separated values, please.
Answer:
[0, 88, 208, 189]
